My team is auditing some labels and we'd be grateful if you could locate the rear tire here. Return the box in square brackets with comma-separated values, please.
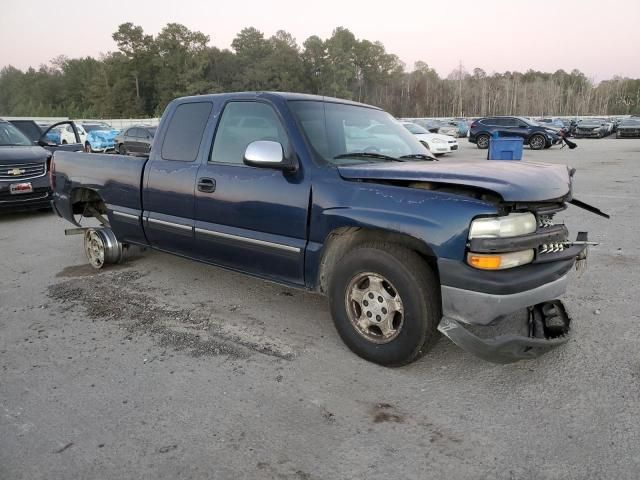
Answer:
[529, 134, 545, 150]
[84, 143, 92, 153]
[476, 134, 490, 149]
[328, 242, 441, 366]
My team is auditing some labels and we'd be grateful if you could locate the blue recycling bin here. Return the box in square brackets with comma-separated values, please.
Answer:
[488, 133, 523, 160]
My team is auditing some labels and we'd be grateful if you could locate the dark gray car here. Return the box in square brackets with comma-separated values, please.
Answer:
[114, 125, 156, 156]
[616, 118, 640, 138]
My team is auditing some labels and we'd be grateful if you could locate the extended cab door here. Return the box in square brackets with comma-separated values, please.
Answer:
[192, 100, 310, 286]
[142, 101, 213, 256]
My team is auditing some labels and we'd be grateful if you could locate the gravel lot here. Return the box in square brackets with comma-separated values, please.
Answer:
[1, 137, 639, 479]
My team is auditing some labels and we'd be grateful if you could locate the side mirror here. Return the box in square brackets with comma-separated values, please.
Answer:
[243, 140, 296, 172]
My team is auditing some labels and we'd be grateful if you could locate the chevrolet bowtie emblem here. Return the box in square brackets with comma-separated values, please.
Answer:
[8, 168, 25, 176]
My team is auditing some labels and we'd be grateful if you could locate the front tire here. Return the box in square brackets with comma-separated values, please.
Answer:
[118, 144, 127, 155]
[328, 242, 441, 366]
[84, 143, 92, 153]
[529, 134, 545, 150]
[476, 134, 490, 149]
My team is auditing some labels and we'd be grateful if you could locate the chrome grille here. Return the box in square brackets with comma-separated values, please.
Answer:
[0, 162, 46, 180]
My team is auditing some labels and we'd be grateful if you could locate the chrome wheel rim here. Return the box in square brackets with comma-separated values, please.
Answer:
[345, 272, 404, 344]
[530, 136, 544, 149]
[84, 230, 105, 269]
[477, 136, 489, 148]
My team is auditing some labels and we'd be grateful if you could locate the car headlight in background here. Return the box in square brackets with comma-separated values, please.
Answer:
[468, 212, 537, 239]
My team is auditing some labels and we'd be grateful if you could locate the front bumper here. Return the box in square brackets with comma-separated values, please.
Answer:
[436, 236, 587, 363]
[0, 176, 52, 212]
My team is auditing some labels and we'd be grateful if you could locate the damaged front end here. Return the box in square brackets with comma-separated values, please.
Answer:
[439, 301, 571, 364]
[436, 190, 605, 364]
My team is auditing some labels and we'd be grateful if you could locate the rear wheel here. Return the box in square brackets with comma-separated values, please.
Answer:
[476, 134, 490, 149]
[328, 242, 441, 366]
[84, 228, 122, 269]
[529, 134, 546, 150]
[84, 143, 92, 153]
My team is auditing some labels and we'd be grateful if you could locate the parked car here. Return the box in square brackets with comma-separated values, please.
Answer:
[60, 123, 88, 145]
[51, 92, 606, 366]
[574, 118, 609, 138]
[0, 119, 82, 212]
[616, 118, 640, 138]
[114, 125, 157, 156]
[400, 121, 458, 155]
[405, 118, 440, 133]
[81, 122, 120, 152]
[468, 116, 559, 150]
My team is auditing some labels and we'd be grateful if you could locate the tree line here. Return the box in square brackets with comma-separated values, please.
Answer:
[1, 23, 639, 119]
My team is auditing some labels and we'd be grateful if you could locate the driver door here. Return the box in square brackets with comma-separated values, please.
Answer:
[40, 121, 84, 153]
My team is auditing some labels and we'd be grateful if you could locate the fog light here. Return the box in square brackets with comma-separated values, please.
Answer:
[467, 249, 534, 270]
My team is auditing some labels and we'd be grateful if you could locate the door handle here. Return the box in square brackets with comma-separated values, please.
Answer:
[197, 177, 216, 193]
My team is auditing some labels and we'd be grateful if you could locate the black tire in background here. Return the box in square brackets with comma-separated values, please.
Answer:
[328, 242, 441, 366]
[119, 144, 127, 155]
[476, 134, 490, 149]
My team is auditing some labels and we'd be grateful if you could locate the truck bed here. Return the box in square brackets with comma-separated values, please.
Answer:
[52, 151, 147, 226]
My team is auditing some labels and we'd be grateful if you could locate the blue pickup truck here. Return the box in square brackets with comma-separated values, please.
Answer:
[51, 92, 606, 366]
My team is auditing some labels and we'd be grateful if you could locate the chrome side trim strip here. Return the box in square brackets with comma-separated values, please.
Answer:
[194, 227, 300, 253]
[113, 211, 139, 221]
[147, 217, 193, 231]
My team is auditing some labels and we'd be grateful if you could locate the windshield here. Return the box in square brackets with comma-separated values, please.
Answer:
[621, 119, 640, 126]
[147, 127, 157, 137]
[289, 101, 430, 165]
[0, 122, 33, 146]
[83, 123, 111, 132]
[402, 123, 429, 134]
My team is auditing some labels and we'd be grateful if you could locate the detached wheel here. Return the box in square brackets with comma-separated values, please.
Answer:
[328, 242, 441, 366]
[84, 228, 122, 269]
[118, 144, 127, 155]
[476, 134, 490, 149]
[529, 134, 545, 150]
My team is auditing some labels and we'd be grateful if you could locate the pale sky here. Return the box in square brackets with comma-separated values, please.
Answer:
[1, 0, 639, 81]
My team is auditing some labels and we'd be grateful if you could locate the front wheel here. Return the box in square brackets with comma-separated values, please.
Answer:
[476, 134, 490, 149]
[328, 242, 441, 366]
[84, 143, 92, 153]
[529, 134, 546, 150]
[118, 144, 127, 155]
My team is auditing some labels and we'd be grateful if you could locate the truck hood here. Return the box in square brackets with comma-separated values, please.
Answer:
[337, 161, 572, 202]
[0, 145, 48, 165]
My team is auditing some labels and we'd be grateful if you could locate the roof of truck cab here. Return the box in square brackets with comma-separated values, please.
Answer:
[173, 92, 381, 110]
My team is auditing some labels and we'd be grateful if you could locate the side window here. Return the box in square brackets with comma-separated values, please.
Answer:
[161, 102, 213, 162]
[210, 102, 288, 165]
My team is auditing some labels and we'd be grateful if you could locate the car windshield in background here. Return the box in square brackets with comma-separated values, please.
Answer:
[147, 127, 157, 137]
[83, 124, 111, 132]
[0, 122, 33, 146]
[289, 101, 429, 165]
[403, 123, 429, 134]
[620, 119, 640, 126]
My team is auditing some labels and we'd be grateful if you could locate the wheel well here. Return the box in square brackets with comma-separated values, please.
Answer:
[317, 227, 439, 294]
[70, 188, 107, 217]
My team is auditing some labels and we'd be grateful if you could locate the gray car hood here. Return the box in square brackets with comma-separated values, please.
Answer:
[338, 161, 572, 202]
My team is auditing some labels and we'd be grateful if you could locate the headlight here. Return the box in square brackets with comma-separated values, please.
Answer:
[468, 212, 537, 239]
[467, 250, 535, 270]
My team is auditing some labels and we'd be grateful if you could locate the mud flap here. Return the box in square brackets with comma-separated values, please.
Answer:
[438, 300, 571, 364]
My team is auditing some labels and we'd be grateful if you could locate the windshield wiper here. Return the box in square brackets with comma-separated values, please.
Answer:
[333, 152, 403, 162]
[399, 153, 437, 161]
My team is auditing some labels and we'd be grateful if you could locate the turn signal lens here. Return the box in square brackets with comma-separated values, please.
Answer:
[467, 249, 534, 270]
